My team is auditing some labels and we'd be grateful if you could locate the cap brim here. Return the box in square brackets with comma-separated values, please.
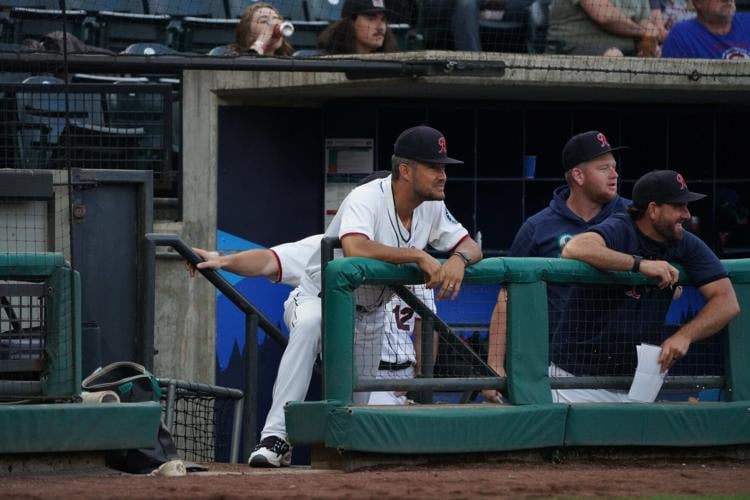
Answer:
[668, 191, 707, 204]
[414, 156, 464, 165]
[591, 145, 629, 160]
[359, 7, 395, 16]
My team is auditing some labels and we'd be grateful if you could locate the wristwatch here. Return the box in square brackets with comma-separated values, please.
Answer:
[631, 255, 642, 273]
[451, 251, 472, 266]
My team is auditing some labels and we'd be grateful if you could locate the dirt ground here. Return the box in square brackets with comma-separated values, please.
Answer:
[3, 460, 750, 499]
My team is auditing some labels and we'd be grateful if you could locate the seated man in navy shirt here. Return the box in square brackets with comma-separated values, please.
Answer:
[554, 169, 740, 403]
[483, 130, 630, 403]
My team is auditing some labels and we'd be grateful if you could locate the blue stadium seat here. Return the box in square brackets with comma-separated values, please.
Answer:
[3, 6, 87, 45]
[146, 0, 228, 18]
[207, 44, 230, 56]
[72, 73, 150, 83]
[64, 0, 145, 12]
[305, 0, 343, 21]
[1, 1, 59, 8]
[227, 0, 307, 21]
[144, 1, 235, 53]
[85, 2, 170, 53]
[0, 72, 30, 168]
[120, 42, 182, 55]
[173, 17, 238, 53]
[106, 80, 174, 194]
[292, 48, 326, 57]
[15, 76, 145, 169]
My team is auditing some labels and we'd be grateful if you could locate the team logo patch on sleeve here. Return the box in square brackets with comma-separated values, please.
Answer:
[558, 234, 573, 253]
[445, 207, 459, 224]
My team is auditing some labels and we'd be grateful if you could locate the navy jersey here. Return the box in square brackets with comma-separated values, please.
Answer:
[551, 213, 728, 376]
[509, 186, 630, 329]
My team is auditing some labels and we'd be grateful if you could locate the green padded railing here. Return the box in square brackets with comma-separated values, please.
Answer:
[323, 256, 750, 404]
[0, 253, 81, 399]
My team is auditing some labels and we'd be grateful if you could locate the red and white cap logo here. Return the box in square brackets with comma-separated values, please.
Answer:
[372, 0, 385, 7]
[438, 136, 447, 154]
[676, 173, 688, 191]
[596, 132, 610, 148]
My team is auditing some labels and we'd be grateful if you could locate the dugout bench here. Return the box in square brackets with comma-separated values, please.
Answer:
[286, 257, 750, 461]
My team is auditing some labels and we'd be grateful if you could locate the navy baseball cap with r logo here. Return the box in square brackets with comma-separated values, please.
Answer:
[632, 170, 706, 208]
[562, 130, 628, 171]
[394, 125, 464, 165]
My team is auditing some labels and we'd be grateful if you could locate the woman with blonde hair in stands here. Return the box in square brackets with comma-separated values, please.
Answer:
[228, 2, 294, 56]
[317, 0, 399, 54]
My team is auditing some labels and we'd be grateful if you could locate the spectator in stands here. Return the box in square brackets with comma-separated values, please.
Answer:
[554, 170, 739, 403]
[482, 131, 630, 403]
[548, 0, 663, 55]
[228, 3, 294, 56]
[422, 0, 482, 51]
[317, 0, 399, 54]
[661, 0, 696, 33]
[22, 31, 114, 55]
[662, 0, 750, 58]
[421, 0, 534, 52]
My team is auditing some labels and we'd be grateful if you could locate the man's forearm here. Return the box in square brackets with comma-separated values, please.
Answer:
[453, 237, 483, 265]
[487, 290, 508, 376]
[676, 287, 740, 344]
[342, 236, 427, 265]
[599, 16, 646, 38]
[221, 249, 278, 279]
[562, 233, 635, 272]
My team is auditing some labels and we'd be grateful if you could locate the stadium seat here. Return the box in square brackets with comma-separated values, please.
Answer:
[207, 44, 230, 56]
[120, 42, 182, 55]
[479, 18, 527, 53]
[1, 0, 59, 8]
[85, 2, 171, 53]
[173, 17, 238, 53]
[526, 0, 565, 53]
[0, 72, 30, 168]
[64, 0, 145, 12]
[15, 76, 145, 170]
[105, 81, 172, 189]
[72, 73, 150, 84]
[227, 0, 307, 21]
[146, 0, 228, 18]
[144, 0, 237, 53]
[305, 0, 343, 21]
[292, 48, 326, 57]
[3, 6, 87, 45]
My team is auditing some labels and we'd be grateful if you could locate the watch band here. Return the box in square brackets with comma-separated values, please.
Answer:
[631, 255, 642, 273]
[451, 251, 471, 266]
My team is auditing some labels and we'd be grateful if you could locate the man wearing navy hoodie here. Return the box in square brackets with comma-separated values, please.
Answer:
[483, 130, 630, 403]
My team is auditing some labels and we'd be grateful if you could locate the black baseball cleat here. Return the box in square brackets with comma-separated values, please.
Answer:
[248, 436, 292, 468]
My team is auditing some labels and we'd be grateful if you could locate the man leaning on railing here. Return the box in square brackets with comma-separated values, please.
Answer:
[555, 169, 739, 403]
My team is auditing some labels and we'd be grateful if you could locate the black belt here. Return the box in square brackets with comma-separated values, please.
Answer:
[378, 360, 414, 371]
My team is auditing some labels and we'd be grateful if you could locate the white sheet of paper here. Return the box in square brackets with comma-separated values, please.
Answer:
[628, 343, 668, 403]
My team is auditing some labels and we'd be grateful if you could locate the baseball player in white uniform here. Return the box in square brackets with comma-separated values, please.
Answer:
[368, 284, 436, 405]
[249, 124, 482, 467]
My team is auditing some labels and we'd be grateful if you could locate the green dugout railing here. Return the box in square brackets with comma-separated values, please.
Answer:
[323, 257, 750, 404]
